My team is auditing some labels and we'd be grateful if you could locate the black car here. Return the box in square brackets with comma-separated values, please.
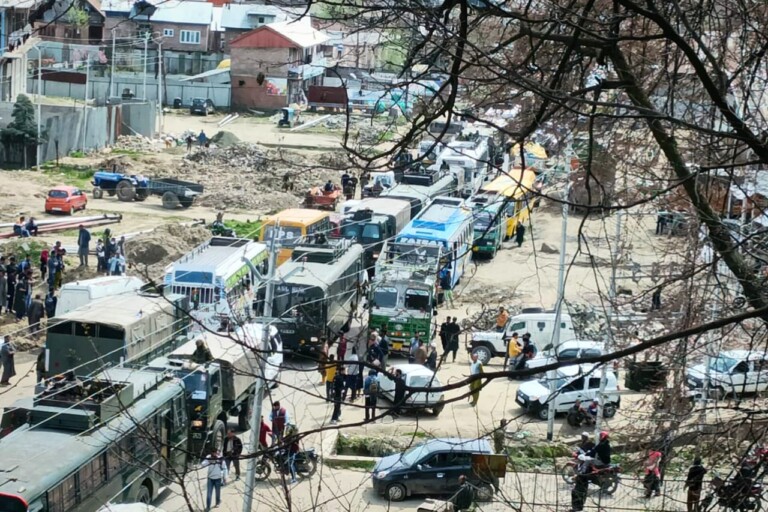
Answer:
[371, 437, 498, 502]
[190, 98, 214, 116]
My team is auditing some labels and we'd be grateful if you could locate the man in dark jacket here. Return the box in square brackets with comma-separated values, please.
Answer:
[331, 367, 346, 424]
[392, 369, 406, 417]
[685, 458, 706, 512]
[223, 429, 244, 480]
[439, 317, 450, 351]
[77, 225, 91, 267]
[453, 475, 475, 512]
[192, 339, 213, 364]
[44, 291, 57, 318]
[27, 294, 44, 338]
[447, 317, 461, 362]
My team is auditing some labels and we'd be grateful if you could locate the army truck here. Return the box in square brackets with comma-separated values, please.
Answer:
[149, 323, 282, 455]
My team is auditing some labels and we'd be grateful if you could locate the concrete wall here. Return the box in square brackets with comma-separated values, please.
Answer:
[121, 102, 156, 137]
[231, 77, 287, 110]
[231, 47, 289, 77]
[29, 76, 231, 108]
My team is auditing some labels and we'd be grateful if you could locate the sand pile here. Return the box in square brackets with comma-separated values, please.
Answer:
[210, 131, 241, 147]
[125, 223, 210, 278]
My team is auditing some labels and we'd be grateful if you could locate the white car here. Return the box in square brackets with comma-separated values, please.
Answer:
[526, 340, 605, 372]
[516, 364, 620, 420]
[686, 350, 768, 399]
[378, 363, 445, 416]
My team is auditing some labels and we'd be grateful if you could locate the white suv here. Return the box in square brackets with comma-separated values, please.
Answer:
[526, 340, 605, 373]
[686, 350, 768, 399]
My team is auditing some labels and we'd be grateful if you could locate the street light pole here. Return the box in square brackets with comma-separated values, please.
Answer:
[142, 32, 149, 100]
[110, 29, 116, 98]
[34, 45, 42, 171]
[157, 40, 164, 133]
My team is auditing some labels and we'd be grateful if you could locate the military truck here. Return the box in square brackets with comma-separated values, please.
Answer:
[149, 323, 282, 455]
[340, 198, 412, 273]
[45, 293, 190, 377]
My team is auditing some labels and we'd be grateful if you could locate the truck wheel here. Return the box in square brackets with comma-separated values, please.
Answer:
[471, 345, 492, 365]
[179, 197, 194, 208]
[92, 187, 104, 199]
[136, 482, 152, 503]
[211, 419, 226, 454]
[116, 180, 136, 201]
[162, 191, 180, 209]
[107, 190, 116, 197]
[476, 482, 495, 502]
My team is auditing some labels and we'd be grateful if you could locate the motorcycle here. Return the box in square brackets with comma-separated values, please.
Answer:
[572, 454, 622, 494]
[254, 447, 318, 481]
[701, 474, 764, 511]
[562, 449, 591, 484]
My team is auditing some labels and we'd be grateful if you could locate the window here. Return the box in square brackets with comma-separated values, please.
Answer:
[561, 377, 584, 392]
[258, 16, 265, 23]
[733, 361, 750, 374]
[48, 475, 77, 512]
[79, 456, 106, 497]
[588, 377, 602, 389]
[163, 28, 174, 37]
[180, 30, 201, 45]
[558, 349, 579, 360]
[509, 321, 525, 331]
[582, 348, 602, 358]
[74, 322, 95, 337]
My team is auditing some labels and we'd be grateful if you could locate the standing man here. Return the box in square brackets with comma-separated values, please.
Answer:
[392, 368, 406, 417]
[6, 256, 17, 311]
[223, 429, 243, 481]
[258, 417, 272, 450]
[363, 369, 379, 422]
[495, 306, 509, 332]
[426, 343, 438, 371]
[330, 366, 345, 424]
[414, 340, 428, 365]
[27, 293, 44, 338]
[198, 130, 208, 147]
[651, 286, 662, 310]
[684, 457, 706, 512]
[77, 224, 91, 268]
[270, 401, 289, 442]
[201, 449, 226, 510]
[344, 347, 360, 401]
[440, 270, 455, 308]
[439, 316, 450, 352]
[468, 353, 483, 407]
[515, 222, 526, 248]
[0, 268, 7, 315]
[504, 332, 521, 374]
[447, 317, 461, 363]
[378, 327, 390, 369]
[0, 335, 16, 385]
[408, 334, 421, 363]
[186, 134, 194, 152]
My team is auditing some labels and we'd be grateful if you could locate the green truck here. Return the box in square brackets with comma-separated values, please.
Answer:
[368, 241, 441, 354]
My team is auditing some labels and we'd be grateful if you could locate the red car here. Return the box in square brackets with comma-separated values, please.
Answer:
[45, 186, 87, 215]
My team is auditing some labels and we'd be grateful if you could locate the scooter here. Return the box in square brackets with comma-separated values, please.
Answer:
[573, 454, 622, 494]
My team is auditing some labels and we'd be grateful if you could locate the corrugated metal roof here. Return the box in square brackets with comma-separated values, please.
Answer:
[219, 3, 301, 30]
[102, 0, 212, 25]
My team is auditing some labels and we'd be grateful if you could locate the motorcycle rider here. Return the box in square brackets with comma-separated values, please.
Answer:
[579, 432, 595, 453]
[571, 431, 612, 512]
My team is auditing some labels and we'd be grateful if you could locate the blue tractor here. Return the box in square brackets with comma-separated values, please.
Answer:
[92, 171, 150, 202]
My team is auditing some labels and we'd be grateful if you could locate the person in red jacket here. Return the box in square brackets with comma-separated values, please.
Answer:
[259, 416, 272, 450]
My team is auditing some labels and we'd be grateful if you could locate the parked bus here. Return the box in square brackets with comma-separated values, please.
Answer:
[163, 237, 268, 332]
[340, 197, 412, 272]
[473, 168, 536, 239]
[45, 293, 189, 377]
[0, 367, 188, 511]
[471, 202, 507, 258]
[395, 197, 474, 289]
[382, 166, 458, 218]
[258, 209, 331, 266]
[437, 129, 492, 198]
[369, 241, 441, 353]
[270, 239, 365, 356]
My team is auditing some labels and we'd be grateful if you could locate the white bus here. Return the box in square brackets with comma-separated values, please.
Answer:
[437, 129, 492, 198]
[164, 237, 268, 332]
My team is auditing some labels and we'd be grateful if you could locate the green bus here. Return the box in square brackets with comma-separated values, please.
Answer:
[0, 367, 188, 512]
[369, 241, 441, 354]
[471, 203, 507, 258]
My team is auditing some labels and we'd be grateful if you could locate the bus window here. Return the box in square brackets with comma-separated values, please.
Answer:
[263, 226, 303, 246]
[373, 287, 398, 308]
[405, 289, 430, 310]
[362, 223, 382, 242]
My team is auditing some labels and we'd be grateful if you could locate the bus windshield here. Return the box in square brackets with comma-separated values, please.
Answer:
[361, 223, 383, 243]
[263, 226, 303, 246]
[341, 224, 361, 241]
[373, 287, 398, 308]
[405, 288, 430, 310]
[275, 285, 323, 321]
[474, 213, 495, 232]
[180, 371, 208, 399]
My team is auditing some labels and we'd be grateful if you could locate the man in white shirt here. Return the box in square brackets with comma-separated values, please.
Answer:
[202, 449, 227, 510]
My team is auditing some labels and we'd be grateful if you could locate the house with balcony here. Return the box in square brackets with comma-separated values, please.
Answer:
[32, 0, 105, 44]
[217, 2, 302, 52]
[230, 20, 329, 110]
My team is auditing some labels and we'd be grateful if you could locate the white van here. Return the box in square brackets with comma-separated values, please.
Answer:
[55, 276, 145, 317]
[468, 311, 577, 364]
[686, 350, 768, 399]
[516, 364, 620, 420]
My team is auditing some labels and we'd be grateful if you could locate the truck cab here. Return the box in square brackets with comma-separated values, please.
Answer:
[173, 361, 227, 456]
[467, 311, 576, 364]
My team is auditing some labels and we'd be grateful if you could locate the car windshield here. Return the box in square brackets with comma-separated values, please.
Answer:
[48, 190, 68, 198]
[263, 226, 303, 246]
[401, 443, 430, 466]
[404, 288, 430, 310]
[410, 374, 441, 388]
[192, 98, 205, 106]
[709, 355, 738, 373]
[373, 287, 398, 308]
[374, 175, 393, 187]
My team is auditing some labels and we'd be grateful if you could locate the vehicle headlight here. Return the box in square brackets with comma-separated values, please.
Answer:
[191, 420, 204, 428]
[376, 470, 390, 479]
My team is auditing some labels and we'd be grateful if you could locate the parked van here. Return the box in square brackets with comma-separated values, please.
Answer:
[467, 310, 577, 364]
[526, 340, 605, 372]
[55, 276, 144, 317]
[686, 350, 768, 399]
[516, 364, 620, 420]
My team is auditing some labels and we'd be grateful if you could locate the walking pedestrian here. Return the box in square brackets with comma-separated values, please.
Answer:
[378, 327, 390, 369]
[684, 457, 706, 512]
[468, 353, 483, 407]
[223, 429, 243, 481]
[324, 355, 337, 400]
[652, 286, 662, 310]
[331, 366, 345, 424]
[440, 270, 455, 308]
[201, 448, 227, 510]
[27, 293, 44, 338]
[643, 448, 663, 498]
[258, 416, 272, 450]
[198, 130, 208, 147]
[392, 368, 406, 416]
[447, 317, 461, 362]
[39, 249, 48, 281]
[515, 222, 526, 248]
[44, 290, 57, 318]
[363, 369, 379, 422]
[77, 225, 91, 267]
[439, 316, 450, 352]
[0, 335, 17, 385]
[269, 401, 289, 443]
[336, 332, 347, 362]
[36, 347, 46, 383]
[186, 134, 193, 152]
[414, 339, 428, 365]
[408, 334, 421, 363]
[344, 347, 359, 401]
[13, 271, 27, 321]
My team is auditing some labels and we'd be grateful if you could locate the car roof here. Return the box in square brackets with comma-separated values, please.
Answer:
[559, 340, 604, 351]
[422, 437, 493, 454]
[390, 363, 436, 375]
[50, 185, 79, 191]
[722, 350, 766, 361]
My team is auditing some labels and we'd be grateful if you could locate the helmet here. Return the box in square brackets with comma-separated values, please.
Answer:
[581, 431, 590, 438]
[599, 431, 610, 441]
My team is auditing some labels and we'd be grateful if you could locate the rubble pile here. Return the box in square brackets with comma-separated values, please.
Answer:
[210, 131, 241, 147]
[113, 135, 158, 153]
[566, 301, 609, 340]
[125, 223, 210, 278]
[461, 304, 522, 331]
[183, 143, 268, 171]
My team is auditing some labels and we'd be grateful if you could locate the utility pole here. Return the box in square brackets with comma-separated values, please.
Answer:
[142, 32, 149, 100]
[34, 45, 42, 171]
[157, 40, 164, 133]
[546, 182, 570, 441]
[243, 230, 279, 512]
[110, 29, 116, 98]
[81, 59, 90, 153]
[595, 210, 622, 437]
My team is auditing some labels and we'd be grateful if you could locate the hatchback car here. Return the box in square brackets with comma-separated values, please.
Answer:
[372, 438, 497, 502]
[190, 98, 215, 116]
[377, 363, 445, 416]
[45, 186, 87, 214]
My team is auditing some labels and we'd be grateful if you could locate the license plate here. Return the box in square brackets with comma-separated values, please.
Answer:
[52, 207, 61, 211]
[393, 342, 403, 350]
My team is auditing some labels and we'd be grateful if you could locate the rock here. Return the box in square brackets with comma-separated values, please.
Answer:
[540, 242, 559, 254]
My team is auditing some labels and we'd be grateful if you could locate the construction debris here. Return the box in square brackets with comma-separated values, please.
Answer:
[125, 223, 210, 279]
[112, 135, 158, 153]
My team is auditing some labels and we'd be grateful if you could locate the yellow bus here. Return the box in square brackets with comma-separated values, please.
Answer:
[477, 168, 537, 239]
[258, 208, 331, 266]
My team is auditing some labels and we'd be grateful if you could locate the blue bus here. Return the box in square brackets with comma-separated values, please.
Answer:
[394, 197, 474, 288]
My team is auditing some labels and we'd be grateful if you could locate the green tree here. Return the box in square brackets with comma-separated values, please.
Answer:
[1, 94, 45, 168]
